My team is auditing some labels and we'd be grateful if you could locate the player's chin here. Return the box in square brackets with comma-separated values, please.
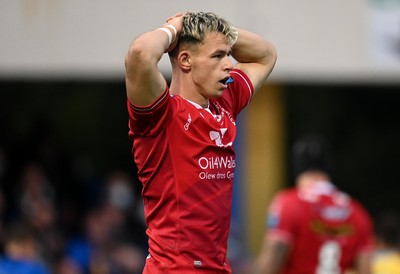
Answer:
[219, 81, 228, 90]
[216, 84, 228, 93]
[211, 90, 225, 98]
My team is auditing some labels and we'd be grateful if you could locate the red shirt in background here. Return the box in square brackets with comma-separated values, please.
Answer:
[266, 181, 375, 274]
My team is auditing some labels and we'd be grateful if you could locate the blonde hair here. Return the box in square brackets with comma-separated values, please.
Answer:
[179, 12, 237, 48]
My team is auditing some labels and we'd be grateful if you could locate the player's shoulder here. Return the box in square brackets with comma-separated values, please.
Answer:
[168, 93, 198, 113]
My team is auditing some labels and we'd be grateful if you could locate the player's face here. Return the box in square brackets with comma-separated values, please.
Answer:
[190, 33, 233, 99]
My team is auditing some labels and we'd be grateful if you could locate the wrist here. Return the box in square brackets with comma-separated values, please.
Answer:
[157, 24, 178, 48]
[229, 26, 239, 46]
[157, 27, 173, 47]
[165, 24, 177, 38]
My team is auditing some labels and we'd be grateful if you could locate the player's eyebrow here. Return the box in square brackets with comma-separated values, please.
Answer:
[211, 48, 232, 56]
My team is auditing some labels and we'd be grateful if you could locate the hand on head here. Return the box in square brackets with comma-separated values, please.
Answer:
[163, 13, 185, 53]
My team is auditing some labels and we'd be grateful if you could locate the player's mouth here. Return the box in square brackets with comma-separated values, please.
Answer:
[220, 76, 233, 86]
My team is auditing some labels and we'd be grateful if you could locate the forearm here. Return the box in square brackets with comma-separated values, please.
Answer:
[125, 27, 175, 73]
[232, 28, 276, 91]
[253, 239, 289, 274]
[356, 252, 372, 274]
[125, 25, 177, 106]
[232, 28, 276, 67]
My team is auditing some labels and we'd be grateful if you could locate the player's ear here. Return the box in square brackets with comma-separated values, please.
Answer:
[178, 51, 191, 70]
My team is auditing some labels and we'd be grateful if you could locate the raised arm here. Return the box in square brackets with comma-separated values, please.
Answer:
[124, 14, 183, 106]
[232, 29, 277, 93]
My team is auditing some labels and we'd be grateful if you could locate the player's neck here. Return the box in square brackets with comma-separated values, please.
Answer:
[171, 83, 209, 108]
[297, 171, 331, 188]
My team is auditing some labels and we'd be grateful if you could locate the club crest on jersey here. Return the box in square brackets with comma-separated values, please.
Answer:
[310, 220, 354, 236]
[209, 128, 232, 147]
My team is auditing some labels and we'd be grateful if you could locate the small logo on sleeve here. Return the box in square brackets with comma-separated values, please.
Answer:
[184, 113, 192, 130]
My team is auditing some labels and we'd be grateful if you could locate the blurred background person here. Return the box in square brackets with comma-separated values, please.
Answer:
[12, 162, 63, 272]
[58, 170, 146, 274]
[253, 135, 375, 274]
[372, 210, 400, 274]
[100, 170, 147, 253]
[0, 221, 50, 274]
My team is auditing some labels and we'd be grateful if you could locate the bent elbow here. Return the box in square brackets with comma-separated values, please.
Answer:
[264, 41, 277, 67]
[126, 44, 142, 67]
[126, 41, 154, 71]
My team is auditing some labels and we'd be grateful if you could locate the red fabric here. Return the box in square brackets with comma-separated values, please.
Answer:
[127, 69, 253, 273]
[266, 182, 375, 274]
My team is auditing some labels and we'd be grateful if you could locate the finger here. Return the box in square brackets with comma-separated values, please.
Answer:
[166, 12, 185, 22]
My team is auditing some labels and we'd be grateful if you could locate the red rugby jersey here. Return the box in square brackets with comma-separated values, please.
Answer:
[127, 69, 253, 273]
[266, 181, 375, 274]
